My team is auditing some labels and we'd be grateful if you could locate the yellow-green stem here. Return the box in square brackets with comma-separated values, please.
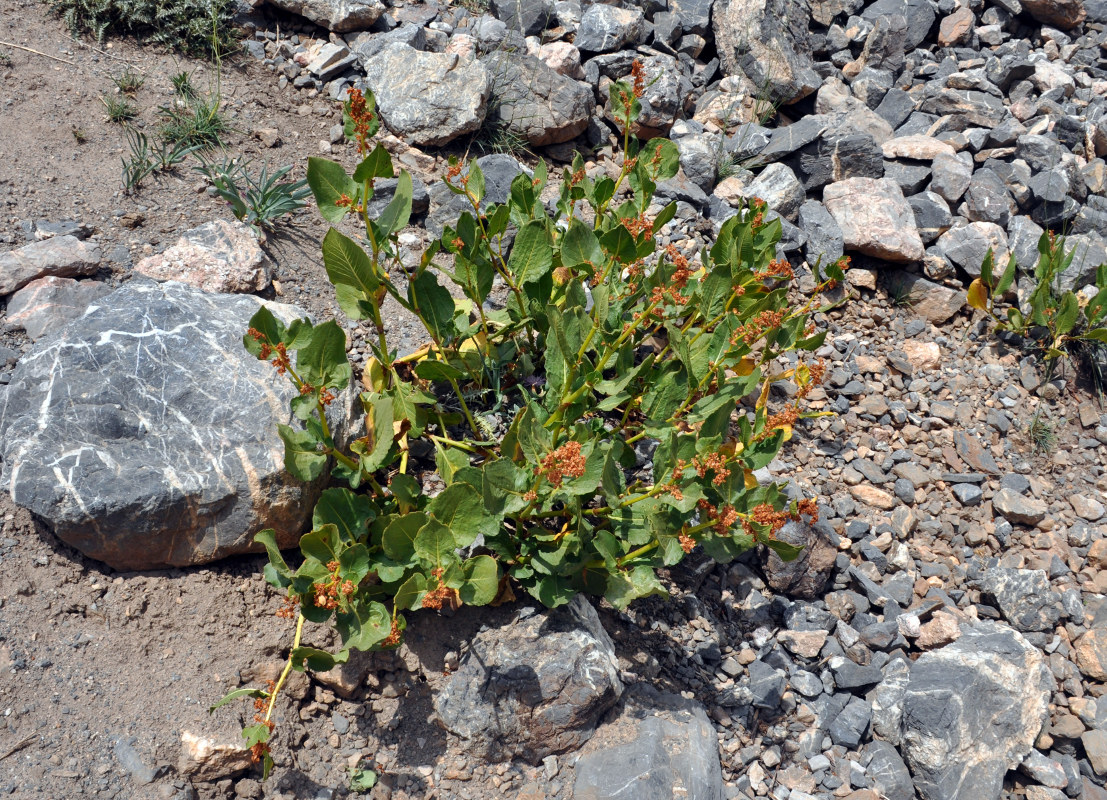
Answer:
[265, 613, 305, 723]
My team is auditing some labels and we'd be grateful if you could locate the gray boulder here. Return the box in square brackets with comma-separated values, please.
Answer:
[798, 200, 844, 266]
[574, 4, 644, 52]
[3, 277, 111, 341]
[712, 0, 820, 105]
[574, 684, 723, 800]
[604, 53, 691, 137]
[434, 596, 622, 763]
[265, 0, 384, 32]
[900, 622, 1052, 800]
[860, 0, 936, 49]
[482, 52, 592, 146]
[823, 177, 925, 262]
[936, 221, 1009, 279]
[761, 520, 838, 600]
[490, 0, 554, 35]
[978, 568, 1062, 633]
[0, 280, 327, 570]
[0, 235, 100, 297]
[363, 43, 489, 147]
[883, 271, 966, 324]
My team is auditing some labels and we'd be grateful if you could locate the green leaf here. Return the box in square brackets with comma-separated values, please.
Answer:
[390, 473, 423, 511]
[410, 270, 457, 342]
[1055, 291, 1080, 337]
[296, 319, 351, 390]
[393, 573, 427, 610]
[467, 160, 485, 205]
[209, 687, 267, 714]
[600, 224, 637, 264]
[335, 599, 392, 651]
[290, 646, 340, 672]
[278, 423, 328, 481]
[339, 543, 372, 584]
[377, 170, 413, 237]
[980, 248, 995, 287]
[414, 519, 459, 571]
[307, 157, 358, 224]
[459, 555, 499, 605]
[352, 143, 394, 183]
[766, 538, 803, 561]
[435, 442, 471, 485]
[428, 483, 499, 547]
[313, 488, 375, 543]
[358, 396, 395, 474]
[300, 523, 340, 565]
[254, 528, 293, 589]
[322, 228, 378, 319]
[639, 138, 681, 181]
[244, 306, 284, 358]
[995, 253, 1018, 295]
[414, 359, 466, 382]
[508, 221, 554, 285]
[561, 219, 604, 270]
[349, 767, 378, 793]
[382, 512, 425, 563]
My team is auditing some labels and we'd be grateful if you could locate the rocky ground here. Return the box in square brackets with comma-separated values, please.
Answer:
[2, 0, 1107, 797]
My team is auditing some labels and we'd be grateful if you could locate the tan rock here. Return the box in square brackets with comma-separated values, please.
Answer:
[778, 630, 828, 658]
[824, 178, 925, 262]
[916, 612, 961, 649]
[1071, 494, 1106, 521]
[846, 267, 878, 290]
[938, 6, 975, 46]
[135, 220, 272, 294]
[1088, 539, 1107, 569]
[850, 484, 897, 510]
[882, 135, 957, 161]
[1050, 713, 1086, 739]
[538, 41, 585, 80]
[1075, 628, 1107, 681]
[178, 730, 253, 781]
[902, 340, 941, 372]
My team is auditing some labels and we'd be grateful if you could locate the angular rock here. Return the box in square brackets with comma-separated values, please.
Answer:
[743, 163, 805, 221]
[861, 0, 936, 49]
[1021, 0, 1086, 28]
[573, 4, 644, 52]
[1074, 628, 1107, 682]
[482, 52, 592, 146]
[713, 0, 820, 105]
[963, 169, 1014, 227]
[930, 152, 973, 204]
[883, 135, 956, 161]
[307, 42, 358, 81]
[865, 740, 913, 800]
[0, 235, 100, 296]
[795, 133, 884, 190]
[919, 90, 1007, 129]
[3, 277, 112, 341]
[938, 5, 974, 46]
[761, 520, 838, 600]
[979, 568, 1061, 633]
[900, 622, 1051, 800]
[884, 271, 966, 324]
[823, 177, 925, 262]
[935, 221, 1009, 279]
[135, 220, 272, 294]
[993, 487, 1048, 526]
[909, 192, 953, 244]
[573, 684, 723, 800]
[363, 44, 489, 147]
[178, 730, 252, 781]
[0, 281, 327, 570]
[266, 0, 384, 32]
[491, 0, 554, 35]
[798, 200, 844, 265]
[435, 596, 621, 763]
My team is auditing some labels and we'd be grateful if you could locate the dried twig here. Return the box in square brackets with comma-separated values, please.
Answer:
[0, 736, 36, 761]
[0, 41, 74, 66]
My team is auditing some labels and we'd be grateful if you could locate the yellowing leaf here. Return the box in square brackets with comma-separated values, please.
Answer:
[735, 356, 756, 377]
[967, 279, 988, 311]
[744, 469, 759, 490]
[362, 357, 386, 392]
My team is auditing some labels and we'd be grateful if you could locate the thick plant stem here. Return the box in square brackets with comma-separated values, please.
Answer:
[265, 613, 306, 723]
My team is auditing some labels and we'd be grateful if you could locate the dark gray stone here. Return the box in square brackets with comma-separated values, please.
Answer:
[798, 201, 844, 266]
[919, 89, 1007, 129]
[364, 176, 430, 218]
[761, 520, 839, 600]
[1016, 134, 1064, 172]
[795, 133, 884, 189]
[1008, 215, 1046, 272]
[909, 191, 953, 244]
[901, 622, 1052, 800]
[0, 281, 328, 570]
[978, 568, 1062, 633]
[574, 4, 644, 52]
[573, 684, 723, 800]
[748, 659, 786, 708]
[884, 161, 932, 195]
[724, 123, 771, 160]
[490, 0, 554, 35]
[435, 596, 622, 763]
[876, 88, 917, 130]
[929, 151, 973, 204]
[865, 740, 913, 800]
[760, 115, 829, 162]
[829, 656, 883, 689]
[669, 0, 715, 34]
[482, 51, 593, 146]
[350, 24, 427, 66]
[861, 0, 934, 49]
[964, 168, 1013, 226]
[829, 697, 872, 748]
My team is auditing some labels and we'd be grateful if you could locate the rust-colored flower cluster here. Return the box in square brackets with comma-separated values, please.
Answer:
[248, 328, 291, 375]
[631, 59, 646, 99]
[755, 405, 799, 442]
[797, 359, 826, 400]
[275, 594, 298, 619]
[678, 531, 696, 553]
[756, 258, 794, 282]
[624, 212, 654, 241]
[345, 88, 375, 156]
[421, 568, 458, 610]
[730, 309, 785, 346]
[538, 440, 587, 488]
[697, 498, 740, 535]
[748, 197, 767, 229]
[381, 618, 403, 648]
[312, 561, 356, 610]
[665, 244, 694, 290]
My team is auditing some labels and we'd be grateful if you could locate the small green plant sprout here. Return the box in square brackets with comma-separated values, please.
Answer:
[71, 126, 87, 144]
[112, 68, 144, 94]
[194, 157, 310, 234]
[171, 69, 197, 99]
[1026, 408, 1058, 454]
[0, 50, 11, 67]
[121, 128, 198, 193]
[348, 760, 378, 793]
[215, 72, 843, 776]
[969, 232, 1107, 383]
[159, 91, 229, 150]
[100, 93, 136, 123]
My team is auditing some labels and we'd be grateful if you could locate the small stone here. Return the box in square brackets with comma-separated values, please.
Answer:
[1070, 494, 1105, 521]
[1074, 628, 1107, 681]
[993, 488, 1048, 525]
[178, 731, 252, 781]
[778, 630, 828, 658]
[916, 612, 961, 649]
[850, 485, 897, 510]
[1083, 730, 1107, 776]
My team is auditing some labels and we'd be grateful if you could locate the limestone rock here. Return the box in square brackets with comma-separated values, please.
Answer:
[135, 220, 272, 294]
[573, 4, 644, 51]
[712, 0, 820, 105]
[900, 622, 1052, 800]
[178, 730, 253, 781]
[0, 235, 100, 296]
[993, 487, 1048, 526]
[434, 596, 622, 763]
[884, 272, 966, 324]
[265, 0, 384, 32]
[0, 280, 328, 570]
[1075, 628, 1107, 681]
[978, 568, 1061, 633]
[3, 277, 111, 340]
[573, 684, 724, 800]
[482, 52, 592, 146]
[823, 177, 925, 262]
[363, 43, 489, 147]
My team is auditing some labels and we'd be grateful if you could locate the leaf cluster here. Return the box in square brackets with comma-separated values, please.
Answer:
[969, 233, 1107, 378]
[53, 0, 237, 57]
[194, 157, 310, 234]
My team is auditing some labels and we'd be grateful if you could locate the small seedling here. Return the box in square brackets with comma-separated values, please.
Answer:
[0, 50, 11, 67]
[194, 157, 310, 233]
[348, 762, 377, 793]
[112, 69, 145, 94]
[1027, 410, 1057, 454]
[159, 92, 229, 149]
[71, 127, 87, 144]
[171, 69, 197, 99]
[101, 94, 137, 123]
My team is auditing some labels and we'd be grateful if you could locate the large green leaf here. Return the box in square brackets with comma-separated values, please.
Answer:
[561, 219, 604, 270]
[322, 228, 378, 320]
[459, 555, 499, 605]
[377, 170, 413, 237]
[382, 512, 425, 563]
[244, 306, 285, 358]
[277, 423, 328, 481]
[508, 221, 554, 285]
[296, 319, 351, 390]
[336, 599, 392, 651]
[254, 529, 293, 588]
[393, 573, 427, 610]
[427, 483, 499, 547]
[307, 157, 358, 224]
[1055, 291, 1080, 337]
[409, 270, 457, 342]
[313, 488, 375, 543]
[357, 396, 395, 474]
[352, 143, 394, 183]
[414, 519, 459, 571]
